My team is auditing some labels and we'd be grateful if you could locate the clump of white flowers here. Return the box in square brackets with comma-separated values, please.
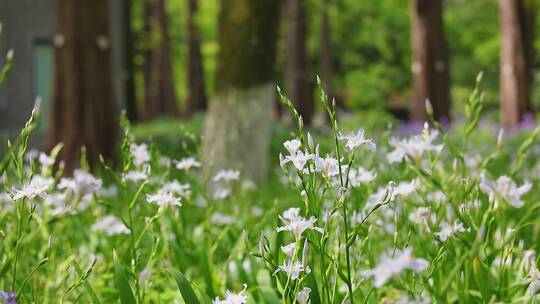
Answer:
[387, 123, 443, 163]
[57, 169, 102, 198]
[362, 247, 428, 287]
[11, 175, 54, 200]
[174, 157, 201, 170]
[130, 143, 151, 167]
[213, 169, 240, 182]
[91, 215, 129, 236]
[212, 284, 248, 304]
[146, 189, 181, 207]
[479, 174, 531, 208]
[276, 208, 323, 241]
[337, 129, 375, 151]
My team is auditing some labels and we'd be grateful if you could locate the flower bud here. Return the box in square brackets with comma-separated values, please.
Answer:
[425, 99, 433, 116]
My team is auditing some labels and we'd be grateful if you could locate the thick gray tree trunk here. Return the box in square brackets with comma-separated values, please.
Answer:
[202, 0, 281, 183]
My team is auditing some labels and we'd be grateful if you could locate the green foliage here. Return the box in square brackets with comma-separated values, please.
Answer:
[168, 269, 202, 304]
[113, 250, 137, 304]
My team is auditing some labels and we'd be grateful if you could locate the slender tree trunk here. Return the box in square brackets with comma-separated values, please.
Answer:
[123, 0, 138, 122]
[202, 0, 281, 182]
[184, 0, 207, 116]
[410, 0, 450, 122]
[499, 0, 529, 128]
[286, 0, 312, 125]
[519, 0, 535, 114]
[142, 0, 178, 120]
[320, 0, 333, 103]
[46, 0, 118, 173]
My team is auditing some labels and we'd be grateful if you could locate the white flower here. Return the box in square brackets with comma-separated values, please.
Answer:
[409, 207, 435, 232]
[130, 143, 151, 166]
[0, 192, 13, 212]
[140, 269, 153, 282]
[296, 287, 311, 304]
[314, 155, 339, 177]
[213, 170, 240, 182]
[365, 180, 410, 208]
[162, 181, 191, 197]
[98, 185, 118, 198]
[338, 129, 375, 151]
[362, 247, 428, 287]
[284, 139, 302, 154]
[210, 212, 236, 225]
[349, 167, 377, 186]
[91, 215, 129, 236]
[24, 149, 40, 162]
[212, 284, 248, 304]
[251, 206, 263, 216]
[275, 259, 310, 280]
[387, 129, 443, 163]
[281, 207, 301, 221]
[394, 179, 420, 197]
[38, 152, 55, 167]
[281, 243, 296, 258]
[44, 192, 70, 216]
[213, 187, 232, 200]
[174, 157, 201, 170]
[158, 156, 172, 167]
[435, 221, 468, 241]
[277, 208, 323, 241]
[122, 170, 148, 182]
[282, 151, 315, 171]
[58, 169, 102, 197]
[479, 174, 531, 208]
[12, 175, 54, 200]
[146, 189, 181, 207]
[528, 267, 540, 296]
[524, 250, 537, 272]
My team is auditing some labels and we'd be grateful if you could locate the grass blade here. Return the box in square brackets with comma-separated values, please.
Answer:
[113, 250, 137, 304]
[167, 269, 201, 304]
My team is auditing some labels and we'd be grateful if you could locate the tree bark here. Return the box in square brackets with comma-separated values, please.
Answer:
[202, 0, 281, 183]
[519, 0, 535, 114]
[123, 0, 138, 122]
[46, 0, 118, 173]
[142, 0, 178, 120]
[410, 0, 450, 122]
[184, 0, 207, 116]
[499, 0, 530, 128]
[286, 0, 312, 125]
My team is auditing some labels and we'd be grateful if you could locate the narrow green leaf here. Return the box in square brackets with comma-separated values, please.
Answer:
[167, 269, 201, 304]
[305, 272, 321, 304]
[113, 250, 137, 304]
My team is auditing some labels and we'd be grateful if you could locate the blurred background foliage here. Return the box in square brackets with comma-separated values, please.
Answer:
[126, 0, 531, 117]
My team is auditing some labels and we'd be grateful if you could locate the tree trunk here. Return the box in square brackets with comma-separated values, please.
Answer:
[320, 0, 333, 103]
[519, 0, 535, 114]
[46, 0, 118, 173]
[410, 0, 450, 122]
[202, 0, 281, 182]
[286, 0, 312, 125]
[184, 0, 207, 116]
[142, 0, 178, 120]
[499, 0, 529, 128]
[123, 0, 138, 122]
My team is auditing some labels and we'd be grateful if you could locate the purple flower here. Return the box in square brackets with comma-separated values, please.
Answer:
[0, 290, 17, 304]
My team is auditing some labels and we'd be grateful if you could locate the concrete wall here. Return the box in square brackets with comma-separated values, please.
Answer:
[0, 0, 127, 145]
